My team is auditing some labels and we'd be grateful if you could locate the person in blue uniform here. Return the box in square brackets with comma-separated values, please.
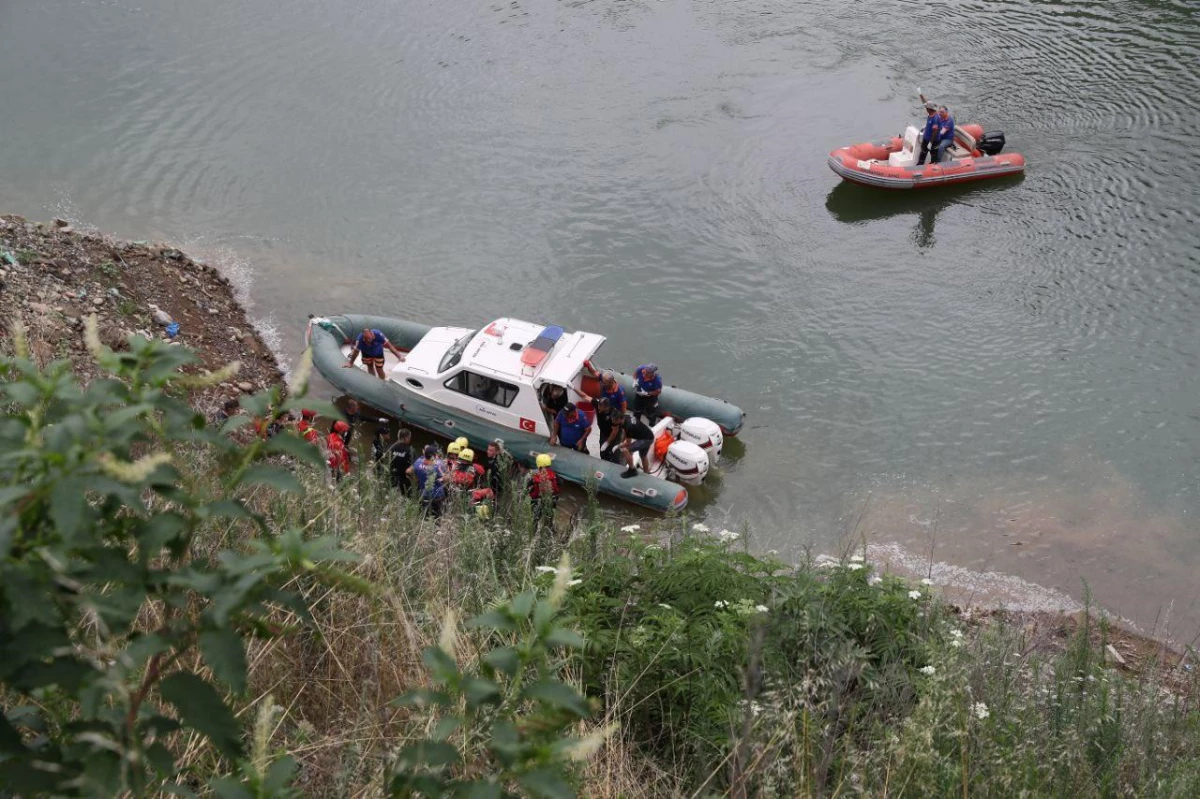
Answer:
[632, 363, 663, 423]
[408, 445, 448, 517]
[916, 102, 938, 165]
[930, 106, 956, 164]
[343, 327, 407, 379]
[551, 403, 592, 454]
[599, 371, 627, 416]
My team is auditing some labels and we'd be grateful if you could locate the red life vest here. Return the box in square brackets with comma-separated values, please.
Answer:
[451, 463, 484, 489]
[528, 468, 560, 500]
[326, 434, 351, 474]
[298, 420, 320, 444]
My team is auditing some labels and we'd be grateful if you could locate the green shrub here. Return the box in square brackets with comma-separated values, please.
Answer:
[0, 320, 361, 796]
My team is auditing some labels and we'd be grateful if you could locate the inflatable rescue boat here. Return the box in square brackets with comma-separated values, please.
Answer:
[828, 123, 1024, 189]
[306, 314, 746, 513]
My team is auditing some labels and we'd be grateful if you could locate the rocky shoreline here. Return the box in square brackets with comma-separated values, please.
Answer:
[0, 214, 283, 412]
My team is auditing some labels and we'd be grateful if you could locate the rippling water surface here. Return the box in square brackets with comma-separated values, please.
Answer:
[2, 0, 1198, 636]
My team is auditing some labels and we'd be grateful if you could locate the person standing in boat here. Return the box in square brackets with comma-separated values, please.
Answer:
[930, 106, 956, 164]
[550, 403, 592, 454]
[916, 102, 939, 165]
[613, 410, 656, 480]
[632, 363, 663, 423]
[343, 327, 406, 380]
[539, 383, 570, 430]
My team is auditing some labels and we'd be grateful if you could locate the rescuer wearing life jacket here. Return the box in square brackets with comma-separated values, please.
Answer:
[342, 327, 406, 380]
[296, 409, 320, 444]
[451, 448, 485, 492]
[527, 453, 561, 528]
[326, 421, 353, 482]
[445, 440, 463, 467]
[632, 363, 663, 423]
[916, 102, 939, 165]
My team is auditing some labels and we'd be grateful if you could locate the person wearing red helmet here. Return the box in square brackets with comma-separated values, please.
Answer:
[296, 409, 320, 445]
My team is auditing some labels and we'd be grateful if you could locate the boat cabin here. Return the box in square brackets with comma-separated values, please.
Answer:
[389, 318, 606, 438]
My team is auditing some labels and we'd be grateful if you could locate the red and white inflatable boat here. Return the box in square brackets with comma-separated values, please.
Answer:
[828, 123, 1025, 189]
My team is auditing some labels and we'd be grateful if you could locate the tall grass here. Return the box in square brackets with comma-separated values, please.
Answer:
[187, 455, 1199, 797]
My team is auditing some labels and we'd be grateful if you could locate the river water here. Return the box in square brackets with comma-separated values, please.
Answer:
[2, 0, 1198, 638]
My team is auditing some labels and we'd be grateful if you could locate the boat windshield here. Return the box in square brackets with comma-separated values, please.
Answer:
[438, 329, 478, 374]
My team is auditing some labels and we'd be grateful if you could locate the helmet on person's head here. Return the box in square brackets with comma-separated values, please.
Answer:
[447, 442, 462, 456]
[455, 436, 469, 449]
[332, 420, 350, 433]
[460, 448, 475, 463]
[536, 453, 553, 468]
[301, 409, 317, 420]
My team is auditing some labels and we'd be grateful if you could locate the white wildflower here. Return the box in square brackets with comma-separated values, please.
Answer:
[692, 523, 710, 533]
[535, 566, 558, 574]
[754, 605, 769, 614]
[908, 590, 922, 600]
[846, 563, 864, 571]
[950, 639, 963, 648]
[921, 578, 934, 586]
[645, 544, 663, 551]
[868, 575, 882, 585]
[919, 665, 936, 677]
[714, 600, 729, 609]
[850, 554, 864, 563]
[950, 629, 964, 640]
[620, 524, 641, 533]
[568, 579, 583, 587]
[717, 529, 740, 543]
[658, 603, 672, 610]
[972, 702, 990, 720]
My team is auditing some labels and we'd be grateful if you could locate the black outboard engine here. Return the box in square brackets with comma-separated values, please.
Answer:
[978, 131, 1006, 155]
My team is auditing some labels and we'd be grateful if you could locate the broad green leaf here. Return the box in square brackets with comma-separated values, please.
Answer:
[482, 646, 520, 678]
[202, 500, 254, 521]
[516, 767, 575, 799]
[432, 717, 461, 743]
[159, 672, 244, 760]
[209, 776, 254, 799]
[510, 591, 535, 620]
[520, 680, 590, 719]
[462, 677, 502, 710]
[455, 779, 505, 799]
[422, 646, 460, 684]
[469, 608, 517, 633]
[145, 741, 177, 777]
[489, 720, 519, 768]
[391, 689, 452, 709]
[240, 465, 302, 495]
[137, 512, 190, 557]
[544, 629, 585, 650]
[199, 628, 248, 695]
[395, 741, 461, 770]
[265, 433, 325, 467]
[262, 756, 298, 794]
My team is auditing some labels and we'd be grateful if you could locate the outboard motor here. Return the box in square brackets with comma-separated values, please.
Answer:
[665, 441, 710, 486]
[978, 131, 1006, 155]
[678, 417, 724, 466]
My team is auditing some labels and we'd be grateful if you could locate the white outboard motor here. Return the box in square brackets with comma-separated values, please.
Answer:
[665, 440, 710, 486]
[678, 417, 724, 466]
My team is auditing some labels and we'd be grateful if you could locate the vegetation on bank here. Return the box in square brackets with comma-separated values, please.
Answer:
[2, 326, 1198, 797]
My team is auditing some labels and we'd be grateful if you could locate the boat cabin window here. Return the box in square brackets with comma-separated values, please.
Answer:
[438, 330, 478, 374]
[444, 370, 520, 408]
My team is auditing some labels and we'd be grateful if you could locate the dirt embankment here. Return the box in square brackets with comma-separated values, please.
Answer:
[0, 214, 283, 411]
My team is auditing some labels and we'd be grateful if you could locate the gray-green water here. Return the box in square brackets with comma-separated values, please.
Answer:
[2, 0, 1198, 636]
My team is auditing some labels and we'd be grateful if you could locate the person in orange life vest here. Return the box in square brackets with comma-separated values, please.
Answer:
[326, 421, 353, 481]
[342, 327, 406, 379]
[451, 448, 485, 491]
[297, 409, 321, 444]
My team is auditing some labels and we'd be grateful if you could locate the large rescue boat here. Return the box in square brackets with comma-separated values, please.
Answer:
[828, 123, 1024, 189]
[306, 314, 746, 513]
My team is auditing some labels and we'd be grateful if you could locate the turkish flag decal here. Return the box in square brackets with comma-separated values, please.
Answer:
[519, 417, 537, 432]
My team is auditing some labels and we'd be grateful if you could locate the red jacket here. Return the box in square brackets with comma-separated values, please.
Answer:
[528, 468, 560, 500]
[326, 434, 352, 474]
